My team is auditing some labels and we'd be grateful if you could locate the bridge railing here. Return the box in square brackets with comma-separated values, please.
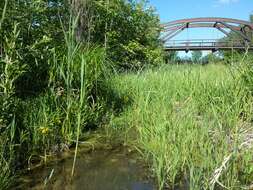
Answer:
[164, 39, 247, 48]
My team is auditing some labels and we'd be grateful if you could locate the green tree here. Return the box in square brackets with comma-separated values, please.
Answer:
[202, 52, 222, 64]
[0, 0, 70, 95]
[218, 13, 253, 62]
[164, 52, 178, 63]
[250, 14, 253, 41]
[74, 0, 163, 70]
[192, 51, 202, 63]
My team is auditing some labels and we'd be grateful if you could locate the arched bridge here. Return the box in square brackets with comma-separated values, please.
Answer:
[161, 17, 253, 51]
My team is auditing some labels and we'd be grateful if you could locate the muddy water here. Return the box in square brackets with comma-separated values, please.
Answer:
[16, 147, 155, 190]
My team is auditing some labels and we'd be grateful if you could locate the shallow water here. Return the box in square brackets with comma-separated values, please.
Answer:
[16, 147, 155, 190]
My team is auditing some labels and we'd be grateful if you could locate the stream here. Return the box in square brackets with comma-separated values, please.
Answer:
[16, 146, 155, 190]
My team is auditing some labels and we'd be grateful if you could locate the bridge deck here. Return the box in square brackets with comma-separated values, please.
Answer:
[164, 40, 253, 51]
[164, 46, 253, 51]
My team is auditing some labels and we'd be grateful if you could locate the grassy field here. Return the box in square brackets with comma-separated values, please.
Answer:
[107, 63, 253, 190]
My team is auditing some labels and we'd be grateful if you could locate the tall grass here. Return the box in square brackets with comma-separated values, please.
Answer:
[22, 16, 108, 166]
[0, 10, 108, 187]
[0, 2, 26, 187]
[107, 61, 253, 190]
[0, 121, 15, 190]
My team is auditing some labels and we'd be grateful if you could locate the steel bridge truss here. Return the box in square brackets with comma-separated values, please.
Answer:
[161, 17, 253, 51]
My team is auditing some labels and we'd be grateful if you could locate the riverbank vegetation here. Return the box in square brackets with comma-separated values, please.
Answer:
[1, 0, 253, 190]
[0, 0, 161, 189]
[107, 58, 253, 189]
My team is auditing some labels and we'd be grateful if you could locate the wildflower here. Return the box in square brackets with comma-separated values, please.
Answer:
[39, 127, 50, 135]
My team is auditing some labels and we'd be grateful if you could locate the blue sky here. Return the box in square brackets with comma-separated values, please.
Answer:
[147, 0, 253, 56]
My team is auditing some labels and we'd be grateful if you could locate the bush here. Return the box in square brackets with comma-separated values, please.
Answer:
[76, 0, 163, 70]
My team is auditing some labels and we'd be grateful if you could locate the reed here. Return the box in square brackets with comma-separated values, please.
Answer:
[107, 60, 253, 189]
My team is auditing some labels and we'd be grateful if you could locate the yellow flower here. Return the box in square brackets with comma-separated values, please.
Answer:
[39, 127, 49, 135]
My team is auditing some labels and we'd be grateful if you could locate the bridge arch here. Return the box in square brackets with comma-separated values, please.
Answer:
[161, 17, 253, 51]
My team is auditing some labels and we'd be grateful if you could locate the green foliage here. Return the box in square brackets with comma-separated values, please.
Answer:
[76, 0, 163, 70]
[219, 14, 253, 62]
[0, 133, 13, 190]
[164, 51, 178, 63]
[191, 51, 202, 63]
[0, 0, 106, 186]
[235, 54, 253, 96]
[1, 1, 253, 189]
[108, 64, 253, 189]
[21, 46, 107, 153]
[0, 0, 163, 187]
[0, 0, 70, 95]
[202, 52, 223, 64]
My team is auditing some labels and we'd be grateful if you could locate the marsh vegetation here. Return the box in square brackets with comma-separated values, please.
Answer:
[1, 0, 253, 190]
[107, 61, 253, 189]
